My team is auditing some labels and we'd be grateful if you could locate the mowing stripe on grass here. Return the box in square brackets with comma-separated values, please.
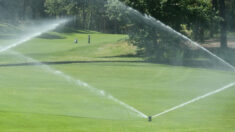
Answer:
[152, 82, 235, 118]
[11, 51, 148, 118]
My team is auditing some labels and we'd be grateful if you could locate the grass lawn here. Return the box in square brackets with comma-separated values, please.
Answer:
[0, 31, 235, 132]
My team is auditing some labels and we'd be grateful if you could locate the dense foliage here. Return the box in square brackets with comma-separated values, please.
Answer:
[0, 0, 234, 62]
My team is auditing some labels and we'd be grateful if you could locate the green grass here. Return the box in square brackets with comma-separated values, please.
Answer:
[0, 31, 235, 132]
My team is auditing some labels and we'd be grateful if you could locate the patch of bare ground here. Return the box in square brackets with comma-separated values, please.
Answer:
[201, 34, 235, 48]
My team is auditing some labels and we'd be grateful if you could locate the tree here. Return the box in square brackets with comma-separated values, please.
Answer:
[0, 0, 45, 23]
[106, 0, 189, 63]
[226, 0, 235, 31]
[44, 0, 68, 17]
[219, 0, 227, 48]
[121, 0, 216, 42]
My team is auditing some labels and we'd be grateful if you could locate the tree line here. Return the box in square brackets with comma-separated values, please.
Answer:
[0, 0, 234, 62]
[122, 0, 235, 48]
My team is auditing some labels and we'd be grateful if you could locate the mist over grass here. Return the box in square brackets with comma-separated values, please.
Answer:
[0, 30, 235, 131]
[1, 0, 235, 71]
[0, 0, 235, 131]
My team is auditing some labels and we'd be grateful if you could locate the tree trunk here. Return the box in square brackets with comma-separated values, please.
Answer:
[22, 0, 26, 20]
[83, 7, 85, 29]
[212, 0, 218, 11]
[88, 11, 92, 30]
[82, 0, 87, 29]
[219, 0, 227, 48]
[199, 27, 204, 42]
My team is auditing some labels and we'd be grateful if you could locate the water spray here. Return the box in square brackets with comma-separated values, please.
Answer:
[10, 51, 148, 119]
[108, 0, 235, 71]
[0, 19, 69, 54]
[0, 17, 148, 119]
[1, 0, 234, 120]
[152, 82, 235, 118]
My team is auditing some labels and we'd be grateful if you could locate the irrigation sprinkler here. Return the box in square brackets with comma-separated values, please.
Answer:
[148, 116, 152, 122]
[88, 35, 91, 44]
[74, 38, 78, 44]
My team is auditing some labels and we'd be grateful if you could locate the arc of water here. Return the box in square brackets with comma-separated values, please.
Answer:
[2, 0, 234, 119]
[0, 19, 68, 53]
[112, 0, 235, 119]
[114, 0, 235, 71]
[11, 51, 148, 118]
[152, 82, 235, 118]
[146, 16, 235, 71]
[0, 18, 147, 119]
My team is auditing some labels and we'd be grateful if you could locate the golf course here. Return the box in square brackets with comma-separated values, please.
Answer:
[0, 30, 235, 132]
[1, 0, 235, 131]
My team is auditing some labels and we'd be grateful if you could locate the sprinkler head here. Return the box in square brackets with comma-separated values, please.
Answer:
[148, 116, 152, 122]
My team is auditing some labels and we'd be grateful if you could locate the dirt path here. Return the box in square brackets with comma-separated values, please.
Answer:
[201, 34, 235, 48]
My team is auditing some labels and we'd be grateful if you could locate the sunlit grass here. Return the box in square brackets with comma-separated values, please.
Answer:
[0, 31, 235, 132]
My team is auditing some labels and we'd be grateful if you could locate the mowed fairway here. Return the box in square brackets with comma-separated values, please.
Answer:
[0, 31, 235, 132]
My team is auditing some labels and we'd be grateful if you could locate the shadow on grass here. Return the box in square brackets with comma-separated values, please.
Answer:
[55, 27, 100, 34]
[101, 51, 235, 71]
[206, 47, 235, 66]
[1, 48, 235, 71]
[0, 60, 146, 67]
[38, 33, 66, 39]
[101, 54, 139, 58]
[0, 58, 232, 71]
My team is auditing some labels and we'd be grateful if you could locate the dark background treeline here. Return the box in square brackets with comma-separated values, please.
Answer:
[0, 0, 235, 64]
[0, 0, 234, 45]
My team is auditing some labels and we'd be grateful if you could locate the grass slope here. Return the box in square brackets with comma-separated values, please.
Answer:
[0, 31, 235, 132]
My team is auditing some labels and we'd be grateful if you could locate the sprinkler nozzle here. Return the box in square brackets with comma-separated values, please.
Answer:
[148, 116, 152, 122]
